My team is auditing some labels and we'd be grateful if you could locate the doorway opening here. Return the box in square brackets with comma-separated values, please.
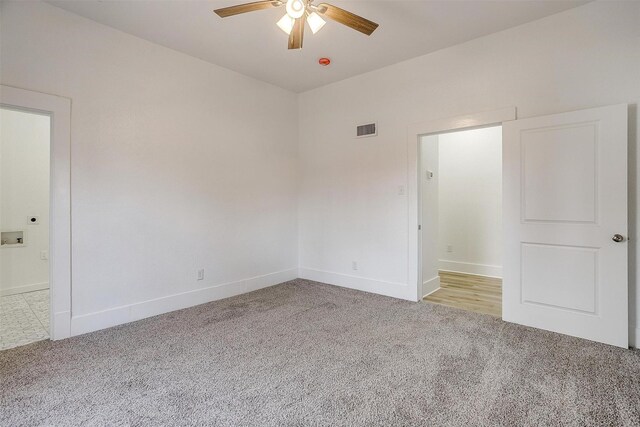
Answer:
[0, 107, 51, 349]
[419, 125, 502, 317]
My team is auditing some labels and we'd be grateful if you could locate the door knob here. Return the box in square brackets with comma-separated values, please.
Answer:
[612, 234, 625, 243]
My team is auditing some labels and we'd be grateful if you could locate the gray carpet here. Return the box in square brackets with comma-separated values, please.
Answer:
[1, 279, 639, 426]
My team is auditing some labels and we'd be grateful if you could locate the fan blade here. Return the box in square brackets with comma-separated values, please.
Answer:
[314, 3, 378, 35]
[288, 17, 304, 49]
[214, 1, 283, 18]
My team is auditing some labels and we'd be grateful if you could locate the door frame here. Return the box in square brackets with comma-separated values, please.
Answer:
[407, 107, 516, 302]
[1, 85, 72, 340]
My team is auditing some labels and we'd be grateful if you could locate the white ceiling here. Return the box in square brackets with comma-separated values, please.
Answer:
[48, 0, 588, 93]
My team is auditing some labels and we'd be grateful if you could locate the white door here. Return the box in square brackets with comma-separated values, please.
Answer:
[503, 104, 628, 348]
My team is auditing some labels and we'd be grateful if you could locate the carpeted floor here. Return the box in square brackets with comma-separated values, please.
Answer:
[1, 279, 639, 426]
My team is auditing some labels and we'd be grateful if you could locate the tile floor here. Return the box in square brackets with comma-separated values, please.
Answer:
[0, 289, 49, 351]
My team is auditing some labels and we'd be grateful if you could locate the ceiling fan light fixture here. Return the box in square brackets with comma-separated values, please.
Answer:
[285, 0, 305, 19]
[276, 13, 295, 35]
[306, 12, 326, 34]
[214, 1, 379, 51]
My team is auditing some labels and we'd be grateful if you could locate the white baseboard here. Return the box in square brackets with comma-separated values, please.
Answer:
[439, 260, 502, 278]
[298, 267, 414, 301]
[52, 310, 71, 340]
[0, 282, 49, 296]
[70, 269, 297, 337]
[422, 276, 440, 298]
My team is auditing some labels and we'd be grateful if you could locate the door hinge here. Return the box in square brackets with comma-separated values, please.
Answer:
[418, 225, 422, 230]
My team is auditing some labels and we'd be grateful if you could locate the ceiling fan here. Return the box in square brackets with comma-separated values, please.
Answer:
[214, 0, 379, 50]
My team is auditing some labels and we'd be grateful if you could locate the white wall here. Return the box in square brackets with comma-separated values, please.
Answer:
[298, 1, 640, 345]
[0, 1, 299, 334]
[0, 108, 50, 295]
[420, 135, 439, 295]
[2, 1, 639, 346]
[438, 127, 502, 278]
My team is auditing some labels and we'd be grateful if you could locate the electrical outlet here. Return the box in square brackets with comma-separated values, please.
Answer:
[197, 269, 205, 281]
[352, 261, 358, 271]
[447, 245, 453, 253]
[40, 250, 48, 260]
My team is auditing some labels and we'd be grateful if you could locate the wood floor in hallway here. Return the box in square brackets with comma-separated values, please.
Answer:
[423, 271, 502, 317]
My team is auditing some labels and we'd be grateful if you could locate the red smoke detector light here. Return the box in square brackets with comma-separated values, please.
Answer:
[319, 57, 331, 66]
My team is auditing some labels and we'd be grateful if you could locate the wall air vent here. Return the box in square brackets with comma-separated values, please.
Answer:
[356, 122, 377, 138]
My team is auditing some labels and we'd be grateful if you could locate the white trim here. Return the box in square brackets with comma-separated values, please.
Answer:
[633, 101, 640, 350]
[0, 282, 49, 297]
[422, 275, 440, 298]
[53, 311, 71, 340]
[408, 107, 516, 302]
[1, 85, 72, 340]
[422, 287, 440, 298]
[408, 107, 517, 138]
[438, 260, 502, 278]
[70, 269, 297, 336]
[298, 268, 413, 301]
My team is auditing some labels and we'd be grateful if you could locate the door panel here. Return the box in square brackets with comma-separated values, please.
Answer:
[522, 123, 598, 223]
[521, 243, 597, 314]
[503, 104, 628, 348]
